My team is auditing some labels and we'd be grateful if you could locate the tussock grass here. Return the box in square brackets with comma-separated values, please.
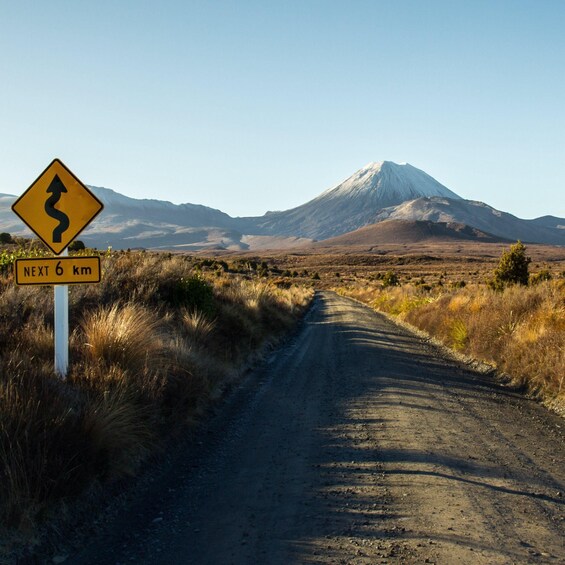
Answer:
[0, 250, 313, 541]
[81, 376, 155, 479]
[180, 308, 216, 344]
[82, 303, 165, 374]
[0, 355, 88, 529]
[339, 280, 565, 408]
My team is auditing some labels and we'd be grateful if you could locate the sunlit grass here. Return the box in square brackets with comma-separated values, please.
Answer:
[0, 249, 314, 537]
[339, 280, 565, 407]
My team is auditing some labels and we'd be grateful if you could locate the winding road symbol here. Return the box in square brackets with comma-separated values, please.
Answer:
[11, 158, 104, 255]
[45, 174, 70, 243]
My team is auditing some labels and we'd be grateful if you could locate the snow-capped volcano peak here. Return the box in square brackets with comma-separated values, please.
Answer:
[253, 160, 464, 239]
[323, 161, 462, 204]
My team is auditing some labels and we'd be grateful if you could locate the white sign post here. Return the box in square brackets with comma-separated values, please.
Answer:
[11, 159, 104, 379]
[54, 248, 69, 377]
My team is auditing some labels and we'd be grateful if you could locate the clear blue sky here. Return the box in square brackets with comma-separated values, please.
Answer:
[1, 0, 564, 219]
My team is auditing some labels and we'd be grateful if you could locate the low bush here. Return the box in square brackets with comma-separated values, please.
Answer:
[530, 269, 552, 285]
[489, 241, 531, 290]
[382, 270, 400, 287]
[165, 275, 216, 314]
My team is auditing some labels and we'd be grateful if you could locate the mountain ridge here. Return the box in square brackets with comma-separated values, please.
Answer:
[0, 161, 563, 249]
[374, 197, 564, 245]
[246, 161, 463, 239]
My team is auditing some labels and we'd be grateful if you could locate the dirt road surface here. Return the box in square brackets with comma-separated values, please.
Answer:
[69, 291, 565, 564]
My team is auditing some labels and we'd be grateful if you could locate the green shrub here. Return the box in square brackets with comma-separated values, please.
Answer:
[171, 276, 215, 315]
[382, 271, 400, 287]
[489, 241, 531, 290]
[530, 270, 552, 285]
[68, 240, 86, 251]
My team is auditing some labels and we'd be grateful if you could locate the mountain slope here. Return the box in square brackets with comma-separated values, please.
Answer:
[89, 186, 239, 229]
[249, 161, 462, 239]
[0, 187, 254, 251]
[529, 215, 565, 230]
[82, 187, 248, 250]
[374, 197, 565, 245]
[0, 194, 24, 234]
[314, 219, 509, 248]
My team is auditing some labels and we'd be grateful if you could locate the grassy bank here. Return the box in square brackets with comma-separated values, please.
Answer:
[338, 279, 565, 410]
[0, 250, 313, 536]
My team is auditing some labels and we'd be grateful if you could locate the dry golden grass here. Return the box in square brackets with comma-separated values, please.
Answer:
[226, 241, 565, 289]
[0, 353, 88, 529]
[180, 308, 216, 344]
[82, 303, 165, 374]
[81, 374, 155, 479]
[0, 249, 313, 538]
[339, 279, 565, 406]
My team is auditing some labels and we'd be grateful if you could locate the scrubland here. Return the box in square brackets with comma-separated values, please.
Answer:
[338, 278, 565, 412]
[0, 249, 313, 539]
[221, 242, 565, 409]
[236, 242, 564, 410]
[2, 236, 564, 556]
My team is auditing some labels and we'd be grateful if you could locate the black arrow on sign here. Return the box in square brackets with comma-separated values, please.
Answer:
[45, 175, 70, 243]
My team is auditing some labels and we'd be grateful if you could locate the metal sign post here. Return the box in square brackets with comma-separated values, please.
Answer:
[54, 249, 69, 377]
[11, 158, 104, 379]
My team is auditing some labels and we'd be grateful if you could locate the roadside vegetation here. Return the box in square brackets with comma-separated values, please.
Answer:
[0, 241, 313, 539]
[2, 233, 563, 554]
[338, 242, 565, 412]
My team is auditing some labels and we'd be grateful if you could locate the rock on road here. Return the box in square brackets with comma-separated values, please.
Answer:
[70, 291, 565, 564]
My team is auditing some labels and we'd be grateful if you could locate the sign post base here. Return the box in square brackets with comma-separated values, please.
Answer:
[54, 249, 69, 378]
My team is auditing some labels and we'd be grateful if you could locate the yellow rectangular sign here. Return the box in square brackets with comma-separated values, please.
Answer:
[14, 256, 101, 286]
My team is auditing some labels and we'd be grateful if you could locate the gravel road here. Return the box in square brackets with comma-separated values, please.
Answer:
[68, 291, 565, 564]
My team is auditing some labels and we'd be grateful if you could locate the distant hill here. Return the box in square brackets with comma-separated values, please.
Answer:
[373, 197, 564, 245]
[80, 186, 248, 251]
[314, 219, 509, 248]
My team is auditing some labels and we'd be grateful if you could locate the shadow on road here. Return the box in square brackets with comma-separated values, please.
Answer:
[285, 292, 565, 562]
[68, 291, 565, 564]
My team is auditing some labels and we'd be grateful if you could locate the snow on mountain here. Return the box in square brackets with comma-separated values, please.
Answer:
[249, 161, 462, 239]
[375, 197, 565, 245]
[319, 161, 461, 202]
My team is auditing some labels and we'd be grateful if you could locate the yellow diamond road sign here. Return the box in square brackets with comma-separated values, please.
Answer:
[12, 159, 103, 255]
